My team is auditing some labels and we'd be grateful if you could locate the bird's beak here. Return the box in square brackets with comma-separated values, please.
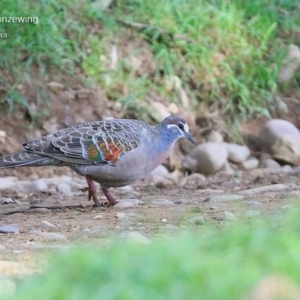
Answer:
[185, 132, 195, 144]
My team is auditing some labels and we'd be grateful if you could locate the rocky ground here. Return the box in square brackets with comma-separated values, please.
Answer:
[1, 161, 300, 277]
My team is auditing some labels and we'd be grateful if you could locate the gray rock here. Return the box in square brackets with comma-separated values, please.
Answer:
[125, 231, 152, 244]
[0, 225, 19, 234]
[271, 135, 300, 166]
[244, 200, 262, 206]
[278, 44, 300, 83]
[183, 142, 228, 175]
[206, 130, 224, 143]
[182, 173, 206, 189]
[26, 179, 48, 192]
[40, 220, 56, 228]
[0, 177, 17, 190]
[224, 211, 236, 221]
[116, 212, 126, 219]
[260, 158, 281, 170]
[2, 198, 15, 205]
[174, 199, 189, 205]
[113, 199, 142, 209]
[116, 186, 134, 194]
[35, 231, 66, 240]
[281, 165, 294, 174]
[207, 194, 244, 203]
[188, 215, 205, 225]
[145, 165, 169, 185]
[245, 210, 261, 217]
[241, 158, 259, 170]
[151, 199, 174, 205]
[259, 119, 300, 150]
[222, 143, 250, 163]
[57, 182, 72, 194]
[241, 184, 289, 195]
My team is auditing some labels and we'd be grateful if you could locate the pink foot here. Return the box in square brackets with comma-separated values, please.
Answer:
[101, 188, 118, 206]
[81, 175, 101, 206]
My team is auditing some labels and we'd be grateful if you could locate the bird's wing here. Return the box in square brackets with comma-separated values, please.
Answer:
[23, 119, 145, 166]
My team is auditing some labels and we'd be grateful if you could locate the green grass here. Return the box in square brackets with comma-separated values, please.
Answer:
[1, 0, 300, 121]
[7, 208, 300, 300]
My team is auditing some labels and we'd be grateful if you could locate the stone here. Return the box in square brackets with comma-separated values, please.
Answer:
[246, 210, 261, 217]
[281, 165, 294, 174]
[116, 186, 134, 194]
[2, 198, 15, 205]
[278, 44, 300, 83]
[116, 212, 126, 219]
[244, 201, 262, 206]
[26, 179, 48, 192]
[222, 143, 250, 163]
[161, 218, 168, 223]
[35, 231, 66, 240]
[271, 135, 300, 166]
[241, 158, 259, 170]
[241, 184, 289, 195]
[224, 211, 236, 221]
[174, 199, 189, 205]
[40, 221, 56, 228]
[259, 119, 300, 150]
[93, 214, 104, 219]
[0, 225, 19, 234]
[145, 165, 169, 185]
[151, 199, 174, 205]
[113, 199, 142, 209]
[182, 173, 206, 189]
[259, 158, 281, 170]
[57, 182, 72, 194]
[125, 232, 152, 245]
[206, 131, 223, 143]
[183, 142, 228, 175]
[207, 194, 243, 203]
[188, 215, 205, 225]
[0, 177, 17, 190]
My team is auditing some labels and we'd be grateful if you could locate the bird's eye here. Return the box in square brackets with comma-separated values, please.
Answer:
[178, 123, 184, 130]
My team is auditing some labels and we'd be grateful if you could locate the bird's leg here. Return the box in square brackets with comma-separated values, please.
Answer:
[81, 175, 101, 206]
[101, 188, 118, 206]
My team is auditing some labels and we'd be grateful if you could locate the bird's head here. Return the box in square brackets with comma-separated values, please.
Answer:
[160, 115, 195, 144]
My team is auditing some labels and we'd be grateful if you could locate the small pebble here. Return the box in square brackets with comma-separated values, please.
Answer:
[93, 214, 103, 219]
[161, 218, 168, 223]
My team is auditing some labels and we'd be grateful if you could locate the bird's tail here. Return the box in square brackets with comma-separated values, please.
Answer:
[0, 150, 51, 168]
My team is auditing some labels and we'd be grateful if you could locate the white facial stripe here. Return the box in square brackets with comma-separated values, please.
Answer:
[167, 124, 181, 131]
[183, 123, 189, 133]
[167, 123, 189, 132]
